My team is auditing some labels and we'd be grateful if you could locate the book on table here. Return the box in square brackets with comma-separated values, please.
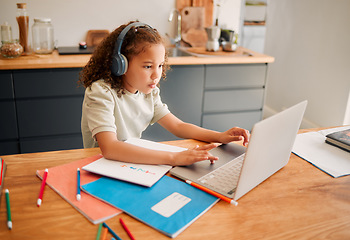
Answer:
[37, 155, 122, 224]
[82, 138, 187, 187]
[36, 138, 187, 223]
[82, 175, 219, 238]
[325, 128, 350, 152]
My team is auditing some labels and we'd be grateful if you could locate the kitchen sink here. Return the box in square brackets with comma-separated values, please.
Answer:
[166, 47, 192, 57]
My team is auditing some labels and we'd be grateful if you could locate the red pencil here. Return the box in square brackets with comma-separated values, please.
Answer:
[0, 158, 4, 185]
[37, 168, 48, 207]
[120, 218, 135, 240]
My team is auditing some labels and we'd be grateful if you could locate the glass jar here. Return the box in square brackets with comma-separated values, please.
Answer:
[1, 22, 13, 43]
[32, 18, 54, 54]
[16, 3, 31, 55]
[1, 40, 23, 58]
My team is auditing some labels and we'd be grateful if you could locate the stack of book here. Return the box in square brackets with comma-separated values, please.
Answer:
[325, 128, 350, 152]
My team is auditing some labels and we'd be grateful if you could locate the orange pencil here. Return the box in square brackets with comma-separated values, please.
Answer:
[186, 180, 238, 206]
[101, 226, 108, 240]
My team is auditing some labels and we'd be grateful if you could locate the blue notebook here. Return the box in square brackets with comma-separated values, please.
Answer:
[82, 175, 219, 238]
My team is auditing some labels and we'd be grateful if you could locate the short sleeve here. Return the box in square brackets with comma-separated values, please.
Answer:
[83, 81, 117, 138]
[150, 87, 170, 124]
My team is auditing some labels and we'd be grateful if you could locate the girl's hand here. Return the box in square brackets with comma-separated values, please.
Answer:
[219, 127, 250, 146]
[171, 143, 220, 166]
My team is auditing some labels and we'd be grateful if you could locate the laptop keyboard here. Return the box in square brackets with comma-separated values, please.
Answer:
[198, 153, 245, 195]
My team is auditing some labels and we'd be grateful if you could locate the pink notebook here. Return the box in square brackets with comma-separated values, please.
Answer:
[36, 155, 122, 224]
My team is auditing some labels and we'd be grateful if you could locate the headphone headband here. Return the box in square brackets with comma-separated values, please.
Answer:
[111, 22, 151, 76]
[114, 22, 151, 54]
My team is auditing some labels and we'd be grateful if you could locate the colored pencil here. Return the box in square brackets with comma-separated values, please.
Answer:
[186, 180, 238, 206]
[102, 222, 122, 240]
[76, 168, 81, 201]
[0, 158, 4, 185]
[101, 226, 108, 240]
[37, 168, 48, 207]
[120, 218, 135, 240]
[95, 223, 103, 240]
[5, 189, 12, 229]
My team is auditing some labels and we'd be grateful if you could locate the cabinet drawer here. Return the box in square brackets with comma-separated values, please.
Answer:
[0, 71, 14, 99]
[13, 68, 84, 98]
[0, 141, 20, 155]
[205, 64, 266, 89]
[202, 111, 262, 132]
[203, 89, 264, 112]
[160, 65, 204, 125]
[0, 102, 18, 140]
[20, 134, 83, 153]
[16, 97, 83, 138]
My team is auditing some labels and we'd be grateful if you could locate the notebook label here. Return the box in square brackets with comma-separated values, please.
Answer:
[151, 192, 191, 218]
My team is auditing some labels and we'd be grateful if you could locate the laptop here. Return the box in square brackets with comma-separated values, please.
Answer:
[170, 100, 307, 204]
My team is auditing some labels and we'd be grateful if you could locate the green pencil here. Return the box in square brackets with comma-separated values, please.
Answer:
[5, 189, 12, 230]
[95, 223, 102, 240]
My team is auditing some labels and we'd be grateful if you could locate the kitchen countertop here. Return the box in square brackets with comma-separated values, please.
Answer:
[0, 46, 274, 70]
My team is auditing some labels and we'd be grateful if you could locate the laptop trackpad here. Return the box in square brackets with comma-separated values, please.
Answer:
[170, 143, 246, 181]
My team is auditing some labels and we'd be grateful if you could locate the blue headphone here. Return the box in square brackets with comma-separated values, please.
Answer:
[111, 22, 152, 76]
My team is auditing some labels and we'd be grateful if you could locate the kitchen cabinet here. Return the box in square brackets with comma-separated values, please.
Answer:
[202, 64, 267, 131]
[143, 63, 268, 141]
[0, 71, 19, 155]
[142, 65, 204, 141]
[1, 68, 84, 154]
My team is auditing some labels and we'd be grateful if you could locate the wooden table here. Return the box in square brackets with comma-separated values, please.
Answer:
[1, 130, 350, 240]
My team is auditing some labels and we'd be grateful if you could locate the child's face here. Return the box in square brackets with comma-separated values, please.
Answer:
[122, 43, 165, 94]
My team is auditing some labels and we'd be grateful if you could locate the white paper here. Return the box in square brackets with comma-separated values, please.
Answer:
[151, 192, 191, 218]
[292, 126, 350, 177]
[82, 138, 187, 187]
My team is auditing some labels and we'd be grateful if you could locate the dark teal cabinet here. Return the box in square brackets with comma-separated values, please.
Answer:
[202, 64, 267, 131]
[0, 69, 84, 154]
[142, 65, 205, 141]
[143, 63, 268, 141]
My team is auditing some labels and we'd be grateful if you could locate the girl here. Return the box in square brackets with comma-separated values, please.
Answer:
[80, 21, 249, 166]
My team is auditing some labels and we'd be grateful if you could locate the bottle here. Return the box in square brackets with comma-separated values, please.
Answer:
[32, 18, 54, 54]
[1, 22, 13, 43]
[16, 3, 31, 55]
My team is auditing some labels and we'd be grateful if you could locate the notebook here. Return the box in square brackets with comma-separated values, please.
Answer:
[82, 138, 186, 187]
[82, 175, 219, 238]
[36, 155, 122, 224]
[170, 100, 307, 203]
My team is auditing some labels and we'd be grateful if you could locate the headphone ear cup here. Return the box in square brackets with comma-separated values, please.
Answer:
[111, 53, 128, 76]
[120, 54, 128, 75]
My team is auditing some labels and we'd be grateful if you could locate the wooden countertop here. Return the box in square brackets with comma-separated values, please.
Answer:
[0, 47, 274, 70]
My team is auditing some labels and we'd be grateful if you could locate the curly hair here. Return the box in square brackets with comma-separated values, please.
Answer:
[79, 21, 170, 97]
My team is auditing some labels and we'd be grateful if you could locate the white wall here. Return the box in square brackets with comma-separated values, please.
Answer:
[264, 0, 350, 128]
[0, 0, 242, 46]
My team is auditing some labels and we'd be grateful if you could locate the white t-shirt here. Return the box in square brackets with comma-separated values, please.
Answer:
[81, 79, 170, 148]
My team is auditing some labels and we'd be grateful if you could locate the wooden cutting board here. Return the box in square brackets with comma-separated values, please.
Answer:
[182, 28, 208, 47]
[86, 30, 110, 47]
[186, 47, 246, 56]
[180, 6, 207, 47]
[177, 0, 214, 27]
[181, 6, 205, 33]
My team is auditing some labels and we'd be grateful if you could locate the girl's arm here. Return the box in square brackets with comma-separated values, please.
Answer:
[95, 131, 219, 166]
[158, 113, 250, 146]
